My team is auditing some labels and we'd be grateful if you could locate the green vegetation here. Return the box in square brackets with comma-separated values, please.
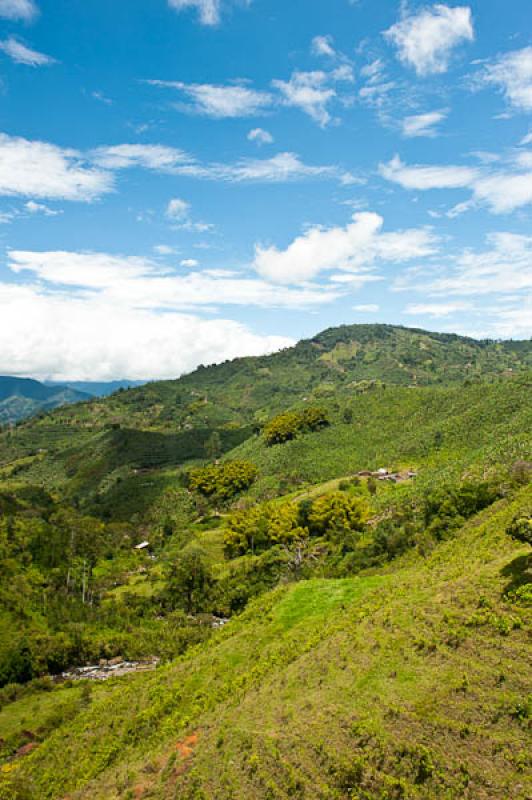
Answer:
[263, 406, 329, 446]
[188, 460, 258, 503]
[0, 324, 530, 798]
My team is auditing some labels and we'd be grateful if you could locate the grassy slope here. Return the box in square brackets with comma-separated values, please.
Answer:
[2, 485, 530, 800]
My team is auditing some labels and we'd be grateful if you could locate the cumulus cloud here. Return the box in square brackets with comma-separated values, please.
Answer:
[1, 247, 342, 378]
[0, 283, 293, 381]
[180, 258, 199, 268]
[0, 132, 113, 201]
[247, 127, 274, 145]
[253, 211, 438, 284]
[0, 0, 37, 21]
[147, 79, 273, 118]
[0, 37, 55, 66]
[401, 109, 447, 138]
[384, 4, 474, 76]
[474, 47, 532, 112]
[380, 153, 532, 214]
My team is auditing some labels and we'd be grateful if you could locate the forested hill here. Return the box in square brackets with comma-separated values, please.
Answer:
[6, 324, 532, 436]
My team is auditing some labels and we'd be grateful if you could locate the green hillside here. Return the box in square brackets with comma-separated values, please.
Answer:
[1, 325, 530, 519]
[0, 324, 530, 799]
[1, 486, 530, 799]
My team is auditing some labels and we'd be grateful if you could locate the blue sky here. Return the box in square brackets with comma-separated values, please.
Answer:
[0, 0, 530, 380]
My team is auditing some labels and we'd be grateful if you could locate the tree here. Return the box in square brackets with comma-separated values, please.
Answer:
[307, 492, 369, 546]
[165, 545, 213, 613]
[188, 460, 258, 503]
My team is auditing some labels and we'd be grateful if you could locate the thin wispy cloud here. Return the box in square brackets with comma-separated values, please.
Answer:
[0, 0, 37, 21]
[380, 153, 532, 214]
[147, 79, 273, 118]
[0, 37, 56, 66]
[272, 68, 353, 127]
[247, 128, 274, 145]
[402, 110, 448, 138]
[473, 46, 532, 112]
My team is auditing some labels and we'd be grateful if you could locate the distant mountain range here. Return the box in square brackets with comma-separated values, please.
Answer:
[0, 377, 144, 425]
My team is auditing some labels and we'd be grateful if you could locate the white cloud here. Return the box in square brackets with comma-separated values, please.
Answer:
[247, 127, 274, 145]
[520, 132, 532, 146]
[92, 91, 112, 106]
[353, 304, 379, 312]
[0, 37, 55, 66]
[25, 200, 61, 216]
[380, 154, 532, 214]
[401, 109, 447, 138]
[474, 47, 532, 112]
[0, 283, 293, 381]
[92, 142, 354, 185]
[0, 0, 37, 21]
[164, 197, 212, 232]
[405, 301, 473, 317]
[384, 4, 474, 76]
[7, 249, 340, 312]
[0, 132, 113, 201]
[379, 154, 477, 189]
[397, 232, 532, 297]
[91, 143, 190, 170]
[184, 151, 356, 184]
[167, 0, 221, 25]
[253, 211, 438, 284]
[154, 245, 176, 255]
[147, 79, 273, 118]
[312, 35, 336, 58]
[472, 171, 532, 214]
[166, 197, 190, 222]
[272, 70, 338, 127]
[180, 258, 199, 268]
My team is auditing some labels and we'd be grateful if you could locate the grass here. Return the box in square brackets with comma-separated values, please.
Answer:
[1, 484, 530, 799]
